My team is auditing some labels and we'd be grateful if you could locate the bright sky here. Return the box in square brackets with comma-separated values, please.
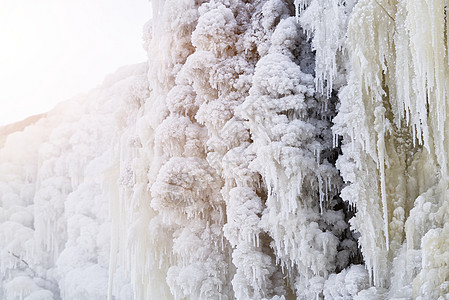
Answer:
[0, 0, 151, 126]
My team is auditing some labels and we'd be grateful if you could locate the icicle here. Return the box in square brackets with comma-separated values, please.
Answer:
[374, 106, 389, 251]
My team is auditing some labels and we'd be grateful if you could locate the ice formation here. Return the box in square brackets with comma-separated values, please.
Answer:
[1, 0, 449, 299]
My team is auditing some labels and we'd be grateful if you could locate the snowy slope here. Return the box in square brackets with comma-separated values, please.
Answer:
[1, 0, 449, 299]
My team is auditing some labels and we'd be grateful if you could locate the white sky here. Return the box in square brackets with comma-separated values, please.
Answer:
[0, 0, 151, 126]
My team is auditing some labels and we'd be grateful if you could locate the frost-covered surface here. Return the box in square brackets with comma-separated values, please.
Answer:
[0, 63, 148, 299]
[1, 0, 449, 299]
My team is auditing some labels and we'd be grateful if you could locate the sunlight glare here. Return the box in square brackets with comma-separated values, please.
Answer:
[0, 0, 150, 126]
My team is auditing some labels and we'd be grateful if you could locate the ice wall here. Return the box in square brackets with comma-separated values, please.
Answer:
[112, 1, 359, 299]
[333, 0, 449, 298]
[0, 64, 148, 299]
[1, 0, 449, 299]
